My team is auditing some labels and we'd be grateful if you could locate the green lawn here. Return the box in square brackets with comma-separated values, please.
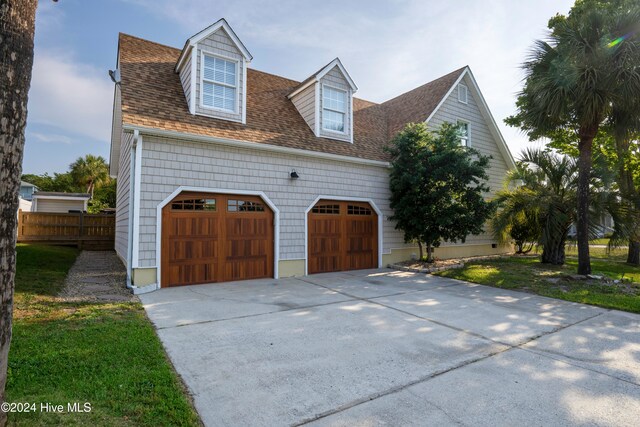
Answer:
[7, 244, 200, 426]
[435, 250, 640, 313]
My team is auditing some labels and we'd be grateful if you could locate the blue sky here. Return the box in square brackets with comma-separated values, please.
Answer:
[24, 0, 574, 174]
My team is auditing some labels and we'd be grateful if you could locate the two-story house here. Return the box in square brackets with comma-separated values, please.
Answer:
[109, 19, 516, 293]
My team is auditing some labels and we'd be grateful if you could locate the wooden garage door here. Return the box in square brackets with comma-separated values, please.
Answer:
[162, 192, 274, 287]
[308, 200, 378, 274]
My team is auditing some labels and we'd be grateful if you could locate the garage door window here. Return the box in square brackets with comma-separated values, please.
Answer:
[347, 205, 372, 216]
[227, 199, 265, 212]
[171, 198, 217, 211]
[311, 204, 340, 214]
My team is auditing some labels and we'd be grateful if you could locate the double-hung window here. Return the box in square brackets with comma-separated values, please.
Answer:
[202, 54, 237, 112]
[322, 86, 346, 133]
[457, 121, 470, 146]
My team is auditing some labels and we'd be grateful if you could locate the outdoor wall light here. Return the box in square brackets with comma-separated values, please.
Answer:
[290, 170, 299, 179]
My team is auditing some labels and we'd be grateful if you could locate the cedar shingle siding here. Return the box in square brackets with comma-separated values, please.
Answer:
[113, 30, 514, 278]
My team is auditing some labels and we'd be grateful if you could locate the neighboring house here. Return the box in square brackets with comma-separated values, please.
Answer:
[569, 214, 615, 239]
[109, 19, 516, 292]
[32, 192, 90, 213]
[20, 181, 38, 201]
[18, 198, 32, 213]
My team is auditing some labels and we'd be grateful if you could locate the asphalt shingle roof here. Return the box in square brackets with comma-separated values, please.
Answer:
[118, 33, 465, 162]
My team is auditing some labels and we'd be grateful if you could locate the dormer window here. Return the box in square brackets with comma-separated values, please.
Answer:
[322, 86, 346, 133]
[288, 58, 357, 142]
[175, 19, 251, 122]
[202, 54, 237, 112]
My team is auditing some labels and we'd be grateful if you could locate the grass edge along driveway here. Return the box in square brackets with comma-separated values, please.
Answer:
[435, 253, 640, 314]
[6, 244, 200, 426]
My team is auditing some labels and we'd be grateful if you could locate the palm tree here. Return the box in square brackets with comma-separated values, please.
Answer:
[507, 7, 640, 274]
[69, 154, 109, 199]
[493, 149, 578, 265]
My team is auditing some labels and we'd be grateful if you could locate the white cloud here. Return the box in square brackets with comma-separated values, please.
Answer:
[29, 131, 73, 145]
[27, 52, 113, 143]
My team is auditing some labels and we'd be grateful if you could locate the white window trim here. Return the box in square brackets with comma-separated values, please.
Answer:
[199, 50, 240, 114]
[456, 119, 470, 147]
[458, 83, 468, 104]
[321, 84, 348, 135]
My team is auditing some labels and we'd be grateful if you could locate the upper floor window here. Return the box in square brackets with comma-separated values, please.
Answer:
[202, 54, 237, 112]
[322, 86, 346, 133]
[458, 84, 468, 104]
[457, 121, 469, 146]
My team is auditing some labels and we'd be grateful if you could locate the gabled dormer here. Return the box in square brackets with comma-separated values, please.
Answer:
[175, 19, 252, 123]
[288, 58, 357, 143]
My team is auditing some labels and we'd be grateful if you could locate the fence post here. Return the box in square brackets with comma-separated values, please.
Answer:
[79, 211, 84, 249]
[17, 209, 22, 238]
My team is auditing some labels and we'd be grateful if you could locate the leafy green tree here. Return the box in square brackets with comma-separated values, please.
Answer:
[506, 3, 640, 274]
[21, 172, 79, 193]
[387, 122, 495, 262]
[93, 178, 116, 208]
[69, 154, 109, 199]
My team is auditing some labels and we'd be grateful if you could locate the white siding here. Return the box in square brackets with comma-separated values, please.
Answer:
[178, 51, 192, 111]
[290, 83, 316, 133]
[194, 28, 244, 122]
[35, 199, 85, 213]
[319, 66, 352, 142]
[135, 135, 409, 267]
[114, 132, 133, 262]
[427, 74, 509, 245]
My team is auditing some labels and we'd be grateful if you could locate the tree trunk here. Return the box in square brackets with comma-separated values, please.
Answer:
[0, 1, 38, 425]
[417, 241, 423, 261]
[426, 244, 434, 263]
[628, 240, 640, 266]
[576, 129, 595, 275]
[541, 241, 566, 265]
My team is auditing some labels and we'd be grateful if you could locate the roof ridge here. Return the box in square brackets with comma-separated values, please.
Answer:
[380, 66, 468, 106]
[119, 32, 181, 51]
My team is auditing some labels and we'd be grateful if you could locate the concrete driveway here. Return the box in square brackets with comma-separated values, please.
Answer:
[140, 269, 640, 426]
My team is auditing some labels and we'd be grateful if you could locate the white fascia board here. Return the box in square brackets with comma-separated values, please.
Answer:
[122, 124, 390, 168]
[287, 78, 317, 99]
[188, 18, 253, 61]
[175, 42, 192, 73]
[289, 58, 358, 99]
[424, 66, 517, 170]
[463, 68, 517, 170]
[317, 58, 358, 92]
[32, 195, 90, 201]
[425, 68, 469, 124]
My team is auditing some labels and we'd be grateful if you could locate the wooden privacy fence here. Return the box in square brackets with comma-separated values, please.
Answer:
[17, 210, 115, 250]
